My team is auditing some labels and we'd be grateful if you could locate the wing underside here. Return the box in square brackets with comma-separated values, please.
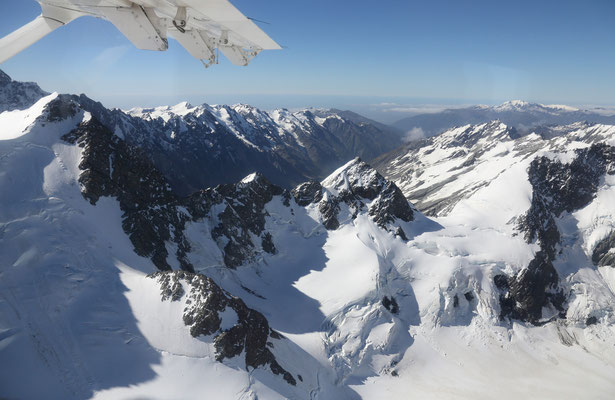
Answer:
[0, 0, 281, 67]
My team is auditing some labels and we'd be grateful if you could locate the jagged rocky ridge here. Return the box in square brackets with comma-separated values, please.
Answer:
[62, 107, 414, 272]
[0, 69, 402, 194]
[497, 143, 615, 324]
[60, 113, 303, 383]
[151, 271, 296, 385]
[374, 120, 615, 216]
[293, 159, 414, 238]
[0, 69, 49, 113]
[62, 115, 289, 272]
[70, 93, 402, 195]
[593, 231, 615, 268]
[57, 104, 416, 383]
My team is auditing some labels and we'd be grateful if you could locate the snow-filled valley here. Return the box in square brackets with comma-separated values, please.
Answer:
[1, 71, 615, 400]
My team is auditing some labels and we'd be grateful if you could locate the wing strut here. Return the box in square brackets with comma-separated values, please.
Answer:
[0, 4, 85, 64]
[0, 16, 62, 64]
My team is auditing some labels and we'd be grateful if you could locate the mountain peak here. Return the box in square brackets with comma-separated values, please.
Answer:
[322, 157, 379, 195]
[319, 157, 414, 233]
[492, 100, 580, 113]
[0, 69, 49, 113]
[504, 100, 531, 107]
[492, 100, 538, 111]
[0, 69, 12, 85]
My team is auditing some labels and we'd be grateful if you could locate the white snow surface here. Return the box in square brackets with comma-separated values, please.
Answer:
[1, 97, 615, 400]
[126, 101, 352, 150]
[0, 92, 58, 140]
[380, 121, 615, 216]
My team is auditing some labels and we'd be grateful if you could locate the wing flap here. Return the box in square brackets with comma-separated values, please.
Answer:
[218, 45, 260, 66]
[99, 4, 168, 51]
[169, 29, 215, 63]
[181, 0, 281, 50]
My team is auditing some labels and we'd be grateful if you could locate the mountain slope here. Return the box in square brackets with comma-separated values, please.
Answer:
[0, 93, 356, 400]
[2, 75, 615, 399]
[374, 120, 615, 216]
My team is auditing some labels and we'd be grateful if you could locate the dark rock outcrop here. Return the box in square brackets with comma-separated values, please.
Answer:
[62, 111, 289, 271]
[0, 69, 49, 112]
[592, 231, 615, 268]
[62, 116, 192, 272]
[291, 180, 323, 206]
[188, 173, 287, 268]
[293, 159, 414, 238]
[497, 144, 615, 324]
[382, 296, 399, 314]
[151, 271, 296, 385]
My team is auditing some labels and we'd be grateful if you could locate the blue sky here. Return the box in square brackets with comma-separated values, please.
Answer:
[1, 0, 614, 122]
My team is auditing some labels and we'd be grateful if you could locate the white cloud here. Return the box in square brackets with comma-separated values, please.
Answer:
[369, 103, 470, 116]
[403, 127, 425, 142]
[91, 45, 131, 69]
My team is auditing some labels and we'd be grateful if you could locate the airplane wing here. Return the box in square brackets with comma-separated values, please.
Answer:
[179, 0, 281, 51]
[0, 4, 85, 64]
[0, 0, 281, 67]
[168, 0, 281, 66]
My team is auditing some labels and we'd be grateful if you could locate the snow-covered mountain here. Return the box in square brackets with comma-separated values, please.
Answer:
[393, 100, 615, 138]
[374, 120, 615, 216]
[0, 70, 49, 113]
[121, 101, 402, 195]
[2, 73, 615, 399]
[0, 70, 402, 195]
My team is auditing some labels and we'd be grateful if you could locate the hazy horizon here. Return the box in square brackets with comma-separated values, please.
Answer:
[2, 0, 614, 121]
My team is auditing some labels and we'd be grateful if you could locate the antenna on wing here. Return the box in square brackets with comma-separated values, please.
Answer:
[247, 17, 271, 25]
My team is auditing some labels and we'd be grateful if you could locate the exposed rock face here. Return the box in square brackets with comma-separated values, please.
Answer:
[495, 253, 565, 324]
[382, 296, 399, 314]
[150, 271, 297, 385]
[187, 173, 287, 268]
[294, 158, 414, 238]
[62, 91, 403, 195]
[592, 231, 615, 268]
[291, 180, 323, 206]
[61, 110, 289, 271]
[497, 144, 615, 324]
[45, 94, 79, 121]
[0, 69, 49, 112]
[60, 110, 300, 384]
[62, 116, 192, 272]
[58, 98, 316, 271]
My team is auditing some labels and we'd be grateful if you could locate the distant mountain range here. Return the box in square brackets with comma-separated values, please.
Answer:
[392, 100, 615, 138]
[0, 69, 402, 195]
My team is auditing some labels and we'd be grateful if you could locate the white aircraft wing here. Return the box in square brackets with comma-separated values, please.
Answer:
[0, 0, 281, 67]
[179, 0, 281, 50]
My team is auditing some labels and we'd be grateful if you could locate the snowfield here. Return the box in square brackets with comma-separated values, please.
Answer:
[2, 86, 615, 399]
